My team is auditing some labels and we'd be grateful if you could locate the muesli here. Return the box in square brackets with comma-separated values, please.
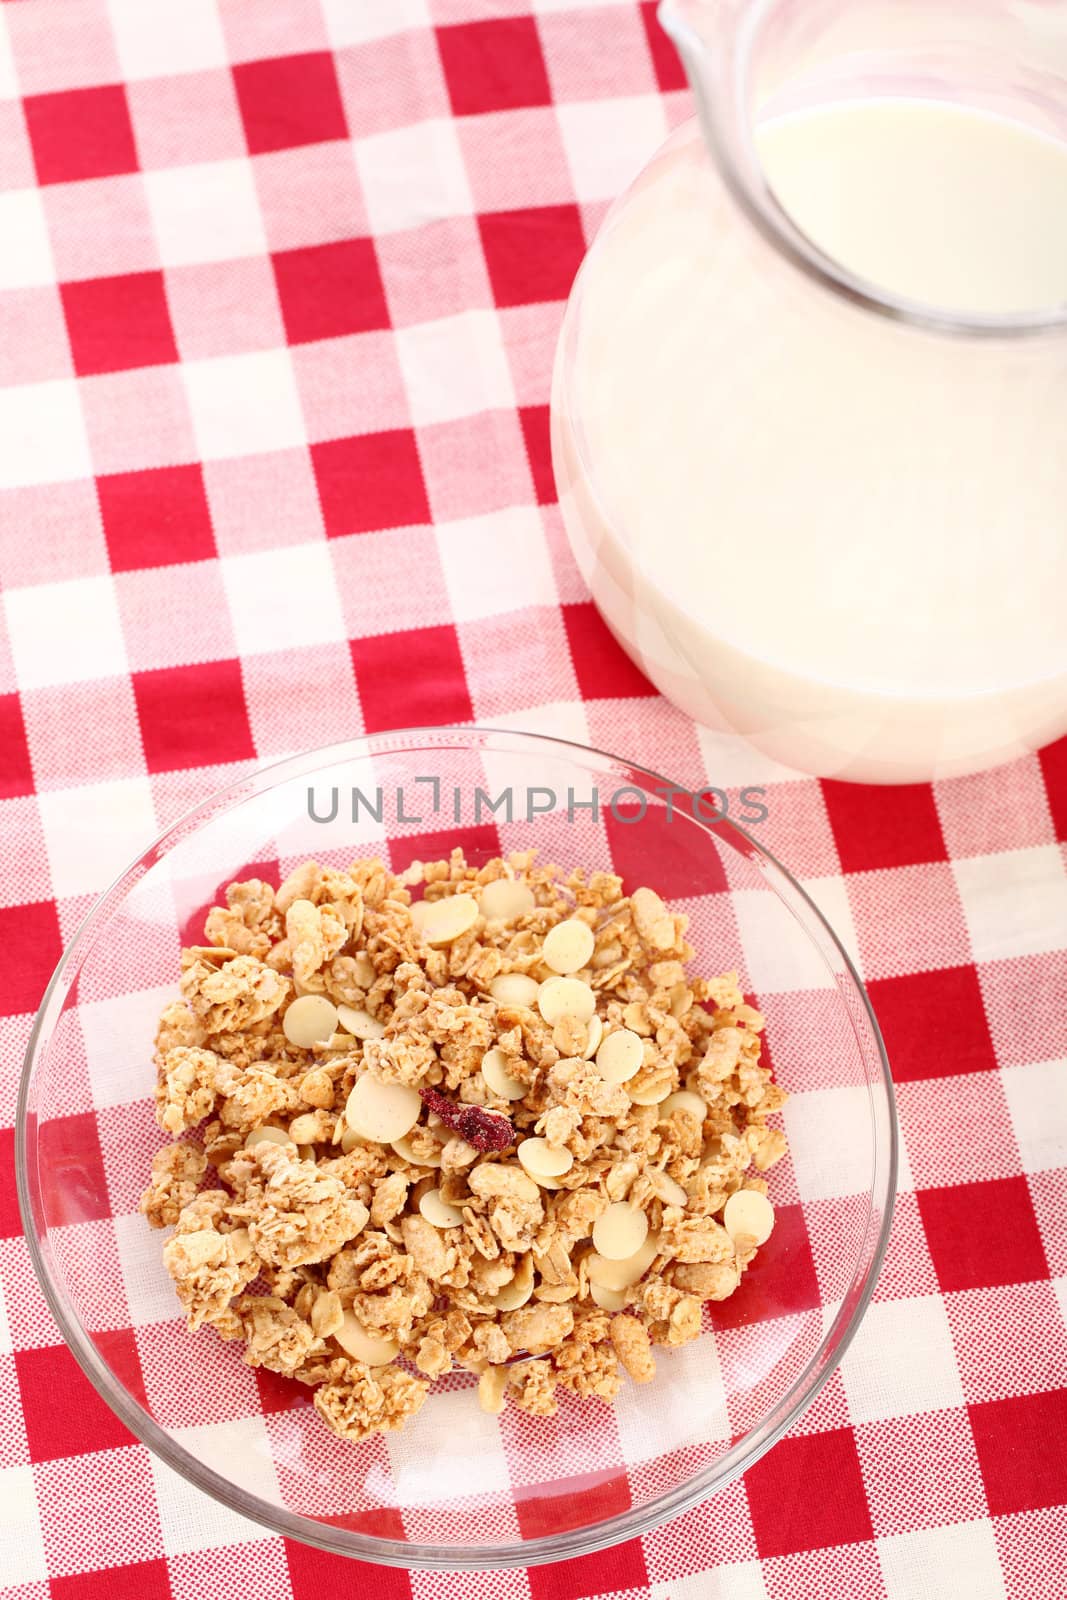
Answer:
[142, 851, 787, 1442]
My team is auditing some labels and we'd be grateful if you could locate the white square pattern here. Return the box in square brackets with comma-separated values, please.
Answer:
[878, 1520, 1008, 1600]
[0, 379, 92, 490]
[355, 120, 473, 236]
[396, 309, 514, 426]
[1001, 1058, 1067, 1174]
[145, 159, 268, 268]
[652, 1566, 770, 1600]
[783, 1085, 877, 1203]
[0, 189, 56, 290]
[613, 1330, 730, 1465]
[800, 873, 864, 976]
[695, 723, 807, 790]
[182, 349, 306, 460]
[319, 0, 431, 46]
[114, 1210, 186, 1327]
[107, 0, 229, 79]
[437, 505, 557, 623]
[0, 1465, 48, 1584]
[221, 542, 346, 657]
[385, 1386, 512, 1505]
[81, 982, 177, 1111]
[4, 574, 126, 690]
[840, 1293, 964, 1425]
[151, 1416, 282, 1555]
[0, 12, 16, 102]
[953, 845, 1067, 963]
[557, 95, 670, 202]
[39, 777, 157, 899]
[732, 887, 837, 994]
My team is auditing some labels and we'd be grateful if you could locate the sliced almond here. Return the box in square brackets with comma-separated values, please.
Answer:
[418, 893, 479, 946]
[491, 1253, 534, 1311]
[660, 1089, 707, 1123]
[589, 1282, 629, 1312]
[542, 917, 595, 975]
[480, 880, 535, 922]
[489, 972, 540, 1009]
[243, 1125, 294, 1150]
[592, 1202, 649, 1261]
[723, 1188, 775, 1247]
[517, 1137, 574, 1182]
[336, 1004, 385, 1041]
[334, 1311, 398, 1367]
[481, 1047, 526, 1101]
[537, 976, 596, 1025]
[418, 1188, 465, 1229]
[345, 1073, 421, 1143]
[283, 994, 339, 1048]
[586, 1231, 660, 1291]
[595, 1028, 644, 1083]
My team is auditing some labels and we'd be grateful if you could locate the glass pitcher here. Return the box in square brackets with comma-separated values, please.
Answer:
[551, 0, 1067, 783]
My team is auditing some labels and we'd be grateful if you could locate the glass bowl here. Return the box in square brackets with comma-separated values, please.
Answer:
[17, 726, 896, 1569]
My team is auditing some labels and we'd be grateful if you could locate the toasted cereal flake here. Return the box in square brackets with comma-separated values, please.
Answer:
[610, 1312, 656, 1383]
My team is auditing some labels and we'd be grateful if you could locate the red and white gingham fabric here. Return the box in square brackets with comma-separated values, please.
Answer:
[0, 2, 1065, 1596]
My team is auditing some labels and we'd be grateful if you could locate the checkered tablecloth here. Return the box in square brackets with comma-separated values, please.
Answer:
[1, 2, 1065, 1596]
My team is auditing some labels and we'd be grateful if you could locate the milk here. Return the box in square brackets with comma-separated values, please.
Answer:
[553, 100, 1067, 781]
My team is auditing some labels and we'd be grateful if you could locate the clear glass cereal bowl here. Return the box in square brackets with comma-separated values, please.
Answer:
[17, 726, 896, 1569]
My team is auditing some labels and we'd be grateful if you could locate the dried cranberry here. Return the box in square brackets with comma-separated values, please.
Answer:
[418, 1085, 514, 1152]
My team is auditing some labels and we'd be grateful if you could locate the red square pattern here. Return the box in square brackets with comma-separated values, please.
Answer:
[527, 1534, 648, 1600]
[821, 779, 948, 873]
[98, 464, 216, 573]
[34, 1110, 111, 1227]
[562, 601, 657, 700]
[515, 1466, 632, 1542]
[868, 964, 997, 1083]
[605, 798, 729, 903]
[311, 430, 430, 538]
[744, 1426, 874, 1558]
[709, 1203, 822, 1331]
[349, 624, 473, 734]
[24, 84, 138, 185]
[918, 1175, 1049, 1294]
[16, 1335, 139, 1462]
[0, 1127, 19, 1238]
[519, 403, 555, 505]
[970, 1388, 1067, 1515]
[272, 239, 389, 345]
[478, 205, 587, 308]
[61, 273, 178, 378]
[287, 1537, 410, 1599]
[0, 900, 63, 1017]
[437, 17, 552, 116]
[132, 659, 256, 774]
[1039, 732, 1067, 842]
[233, 52, 347, 155]
[641, 0, 689, 93]
[50, 1560, 173, 1600]
[0, 693, 35, 799]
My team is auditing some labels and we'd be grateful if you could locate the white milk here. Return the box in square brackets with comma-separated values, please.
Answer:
[554, 101, 1067, 781]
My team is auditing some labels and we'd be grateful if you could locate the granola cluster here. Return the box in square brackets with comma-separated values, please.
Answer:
[142, 851, 787, 1442]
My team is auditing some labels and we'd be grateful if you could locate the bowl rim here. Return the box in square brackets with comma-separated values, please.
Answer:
[16, 723, 898, 1570]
